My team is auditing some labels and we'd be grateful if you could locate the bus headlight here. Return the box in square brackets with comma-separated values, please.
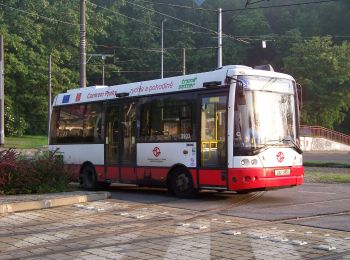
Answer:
[241, 159, 250, 166]
[251, 159, 258, 165]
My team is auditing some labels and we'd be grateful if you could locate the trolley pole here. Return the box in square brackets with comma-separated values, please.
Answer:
[182, 48, 186, 75]
[217, 8, 222, 68]
[80, 0, 87, 87]
[48, 55, 52, 144]
[102, 55, 105, 86]
[0, 35, 4, 146]
[161, 19, 166, 79]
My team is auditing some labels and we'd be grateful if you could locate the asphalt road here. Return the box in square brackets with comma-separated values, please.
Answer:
[303, 151, 350, 163]
[110, 182, 350, 232]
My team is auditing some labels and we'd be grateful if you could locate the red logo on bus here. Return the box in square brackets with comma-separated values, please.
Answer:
[153, 147, 161, 157]
[276, 151, 285, 163]
[76, 93, 82, 102]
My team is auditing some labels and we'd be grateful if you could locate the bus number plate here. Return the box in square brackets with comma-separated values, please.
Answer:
[275, 169, 291, 176]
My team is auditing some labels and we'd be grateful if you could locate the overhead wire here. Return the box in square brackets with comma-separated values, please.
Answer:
[126, 1, 216, 34]
[87, 0, 228, 37]
[86, 0, 246, 43]
[0, 2, 80, 26]
[93, 44, 218, 51]
[86, 0, 160, 30]
[125, 1, 248, 43]
[223, 0, 344, 12]
[128, 0, 216, 12]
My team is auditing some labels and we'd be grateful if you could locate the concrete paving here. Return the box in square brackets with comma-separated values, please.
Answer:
[287, 213, 350, 232]
[0, 191, 111, 214]
[110, 183, 350, 231]
[221, 184, 350, 225]
[0, 198, 349, 260]
[0, 170, 349, 259]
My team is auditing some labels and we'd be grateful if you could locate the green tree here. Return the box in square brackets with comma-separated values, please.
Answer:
[284, 37, 350, 128]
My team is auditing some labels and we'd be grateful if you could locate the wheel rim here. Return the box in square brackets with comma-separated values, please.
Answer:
[175, 173, 190, 192]
[83, 166, 95, 188]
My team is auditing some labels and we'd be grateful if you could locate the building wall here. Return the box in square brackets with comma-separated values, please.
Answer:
[300, 137, 350, 152]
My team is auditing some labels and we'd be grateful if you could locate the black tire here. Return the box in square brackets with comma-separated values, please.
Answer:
[170, 168, 197, 198]
[81, 164, 98, 190]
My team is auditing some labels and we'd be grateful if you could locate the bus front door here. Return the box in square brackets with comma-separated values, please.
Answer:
[199, 94, 228, 189]
[105, 102, 137, 183]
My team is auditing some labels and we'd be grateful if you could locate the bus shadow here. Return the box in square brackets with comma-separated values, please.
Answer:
[105, 184, 245, 204]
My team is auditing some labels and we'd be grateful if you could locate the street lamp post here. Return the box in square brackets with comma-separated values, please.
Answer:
[161, 19, 167, 79]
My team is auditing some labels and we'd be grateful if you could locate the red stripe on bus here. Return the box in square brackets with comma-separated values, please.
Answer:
[189, 169, 198, 189]
[228, 166, 304, 191]
[121, 167, 137, 183]
[65, 164, 80, 180]
[106, 166, 119, 181]
[95, 166, 105, 182]
[198, 169, 226, 187]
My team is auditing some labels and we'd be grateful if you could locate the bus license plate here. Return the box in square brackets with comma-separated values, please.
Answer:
[275, 169, 291, 176]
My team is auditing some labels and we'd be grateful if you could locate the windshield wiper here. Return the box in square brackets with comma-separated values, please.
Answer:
[282, 138, 303, 154]
[264, 138, 303, 154]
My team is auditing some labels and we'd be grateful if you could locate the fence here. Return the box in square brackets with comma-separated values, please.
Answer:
[300, 125, 350, 146]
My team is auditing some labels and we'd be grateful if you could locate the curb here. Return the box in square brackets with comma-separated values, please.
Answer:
[0, 192, 111, 214]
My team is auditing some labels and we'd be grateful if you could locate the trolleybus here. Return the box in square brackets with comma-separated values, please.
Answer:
[49, 65, 304, 197]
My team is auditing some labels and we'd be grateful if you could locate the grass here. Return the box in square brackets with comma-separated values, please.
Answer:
[3, 135, 48, 149]
[304, 172, 350, 184]
[304, 166, 350, 184]
[317, 174, 350, 183]
[304, 161, 350, 168]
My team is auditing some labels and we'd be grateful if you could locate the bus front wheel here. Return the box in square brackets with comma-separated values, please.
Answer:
[170, 168, 197, 198]
[81, 164, 98, 190]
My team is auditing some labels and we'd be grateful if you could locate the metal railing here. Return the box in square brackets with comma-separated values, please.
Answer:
[300, 125, 350, 146]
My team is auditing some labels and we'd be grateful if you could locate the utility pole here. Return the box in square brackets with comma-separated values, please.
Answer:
[0, 35, 4, 146]
[161, 19, 167, 79]
[80, 0, 87, 87]
[48, 55, 52, 144]
[182, 48, 186, 75]
[102, 55, 105, 86]
[217, 8, 222, 68]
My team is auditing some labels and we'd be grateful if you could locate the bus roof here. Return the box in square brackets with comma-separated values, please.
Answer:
[53, 65, 294, 106]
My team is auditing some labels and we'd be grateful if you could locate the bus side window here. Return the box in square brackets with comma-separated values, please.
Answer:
[83, 103, 103, 143]
[138, 95, 194, 142]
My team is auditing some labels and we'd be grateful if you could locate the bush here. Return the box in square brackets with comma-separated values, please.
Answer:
[4, 99, 28, 137]
[0, 149, 73, 195]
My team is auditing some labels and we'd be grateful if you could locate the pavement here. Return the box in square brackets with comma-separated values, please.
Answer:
[0, 166, 349, 259]
[0, 191, 111, 214]
[0, 194, 349, 260]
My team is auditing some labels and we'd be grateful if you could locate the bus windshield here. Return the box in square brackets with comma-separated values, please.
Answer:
[234, 76, 298, 155]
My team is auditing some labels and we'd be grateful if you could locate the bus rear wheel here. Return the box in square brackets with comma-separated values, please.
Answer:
[81, 164, 98, 190]
[170, 168, 197, 198]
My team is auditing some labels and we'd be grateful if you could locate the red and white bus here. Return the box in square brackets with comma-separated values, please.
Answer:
[49, 65, 304, 197]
